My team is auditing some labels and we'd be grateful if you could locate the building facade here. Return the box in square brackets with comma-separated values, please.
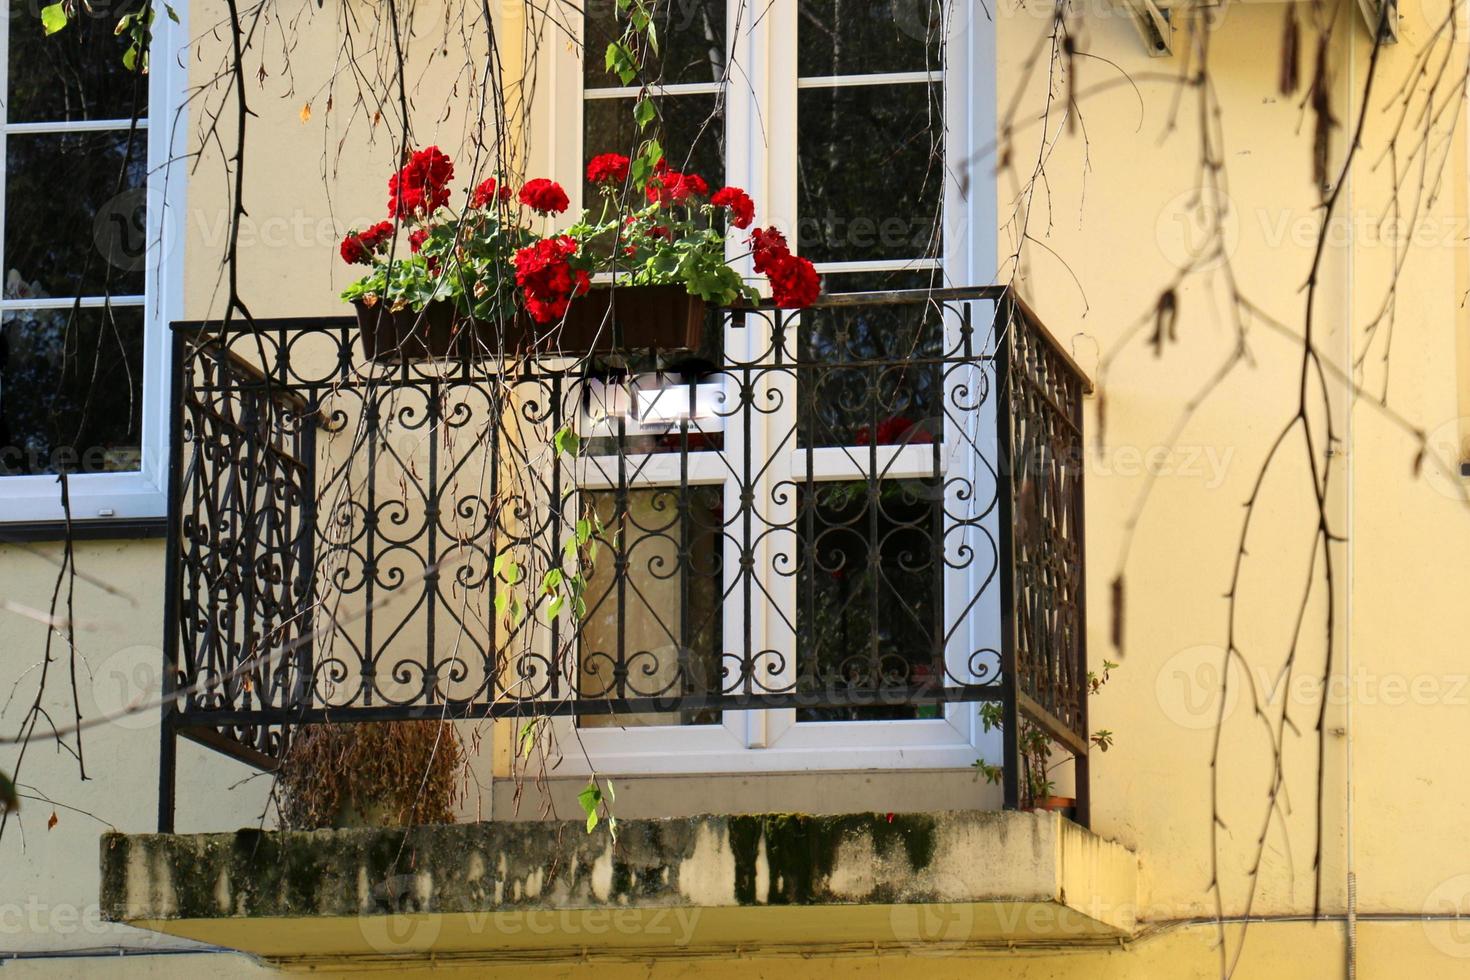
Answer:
[2, 0, 1469, 976]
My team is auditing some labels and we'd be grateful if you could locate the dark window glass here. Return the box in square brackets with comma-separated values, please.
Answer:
[796, 477, 943, 721]
[798, 270, 944, 449]
[584, 0, 726, 89]
[0, 305, 145, 475]
[579, 486, 725, 727]
[6, 0, 148, 122]
[583, 93, 725, 209]
[5, 130, 149, 298]
[796, 83, 944, 263]
[797, 0, 944, 77]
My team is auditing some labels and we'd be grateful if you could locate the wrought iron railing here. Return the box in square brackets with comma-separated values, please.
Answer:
[157, 286, 1091, 828]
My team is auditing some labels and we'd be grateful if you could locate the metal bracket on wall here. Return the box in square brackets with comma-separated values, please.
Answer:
[1121, 0, 1173, 57]
[1357, 0, 1399, 43]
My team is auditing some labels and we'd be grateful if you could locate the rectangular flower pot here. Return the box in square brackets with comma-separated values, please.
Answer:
[551, 285, 706, 354]
[353, 300, 534, 362]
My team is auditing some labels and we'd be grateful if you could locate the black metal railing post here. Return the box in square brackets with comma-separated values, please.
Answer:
[157, 326, 187, 833]
[994, 295, 1022, 813]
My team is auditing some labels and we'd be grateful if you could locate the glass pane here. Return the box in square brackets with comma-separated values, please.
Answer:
[6, 130, 149, 298]
[583, 94, 725, 210]
[0, 305, 145, 475]
[796, 478, 943, 722]
[798, 270, 944, 449]
[7, 0, 149, 123]
[584, 0, 726, 89]
[578, 486, 725, 727]
[797, 83, 943, 264]
[798, 0, 944, 77]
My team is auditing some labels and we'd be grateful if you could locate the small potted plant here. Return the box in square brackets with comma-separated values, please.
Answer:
[338, 145, 820, 361]
[972, 660, 1118, 815]
[340, 146, 529, 360]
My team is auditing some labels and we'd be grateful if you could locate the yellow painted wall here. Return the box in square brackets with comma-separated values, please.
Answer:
[3, 0, 1470, 975]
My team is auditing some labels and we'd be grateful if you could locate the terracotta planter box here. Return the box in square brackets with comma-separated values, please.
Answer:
[353, 285, 706, 361]
[353, 300, 532, 361]
[554, 285, 706, 353]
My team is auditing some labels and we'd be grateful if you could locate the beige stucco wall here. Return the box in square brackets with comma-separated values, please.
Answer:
[3, 0, 1470, 974]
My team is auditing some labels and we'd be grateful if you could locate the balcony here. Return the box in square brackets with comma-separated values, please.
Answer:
[155, 286, 1092, 827]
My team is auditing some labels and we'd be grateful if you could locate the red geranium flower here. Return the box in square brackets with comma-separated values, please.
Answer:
[340, 234, 372, 266]
[768, 252, 821, 309]
[711, 186, 755, 228]
[408, 228, 429, 254]
[645, 170, 708, 206]
[339, 220, 396, 266]
[514, 235, 590, 323]
[586, 152, 631, 186]
[519, 178, 570, 216]
[388, 146, 454, 220]
[746, 226, 790, 275]
[471, 177, 512, 208]
[647, 225, 673, 242]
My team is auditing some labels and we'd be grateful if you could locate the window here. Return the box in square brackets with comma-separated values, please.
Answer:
[0, 2, 185, 524]
[549, 0, 995, 771]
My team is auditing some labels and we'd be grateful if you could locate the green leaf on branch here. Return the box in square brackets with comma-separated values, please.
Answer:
[578, 780, 602, 833]
[518, 720, 538, 758]
[40, 3, 68, 35]
[553, 426, 580, 458]
[634, 96, 656, 130]
[0, 769, 17, 813]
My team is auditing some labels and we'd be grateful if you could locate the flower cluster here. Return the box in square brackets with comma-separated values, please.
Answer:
[586, 153, 631, 187]
[514, 235, 590, 323]
[710, 187, 754, 229]
[341, 145, 822, 327]
[746, 226, 820, 308]
[519, 178, 570, 216]
[388, 146, 454, 220]
[339, 220, 395, 266]
[472, 177, 511, 208]
[645, 166, 709, 206]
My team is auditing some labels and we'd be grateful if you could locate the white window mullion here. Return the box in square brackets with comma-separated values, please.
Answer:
[3, 118, 150, 135]
[795, 71, 942, 90]
[583, 81, 723, 100]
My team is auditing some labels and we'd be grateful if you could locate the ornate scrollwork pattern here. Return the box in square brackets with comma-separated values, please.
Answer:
[165, 288, 1089, 769]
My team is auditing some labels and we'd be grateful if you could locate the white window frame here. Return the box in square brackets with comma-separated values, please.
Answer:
[538, 0, 997, 774]
[0, 9, 188, 525]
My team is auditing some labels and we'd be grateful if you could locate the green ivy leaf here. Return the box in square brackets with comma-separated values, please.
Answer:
[553, 426, 580, 458]
[164, 3, 180, 23]
[547, 595, 564, 619]
[634, 96, 656, 131]
[40, 3, 68, 35]
[578, 780, 602, 834]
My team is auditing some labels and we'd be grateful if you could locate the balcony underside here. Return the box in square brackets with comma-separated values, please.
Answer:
[101, 809, 1137, 962]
